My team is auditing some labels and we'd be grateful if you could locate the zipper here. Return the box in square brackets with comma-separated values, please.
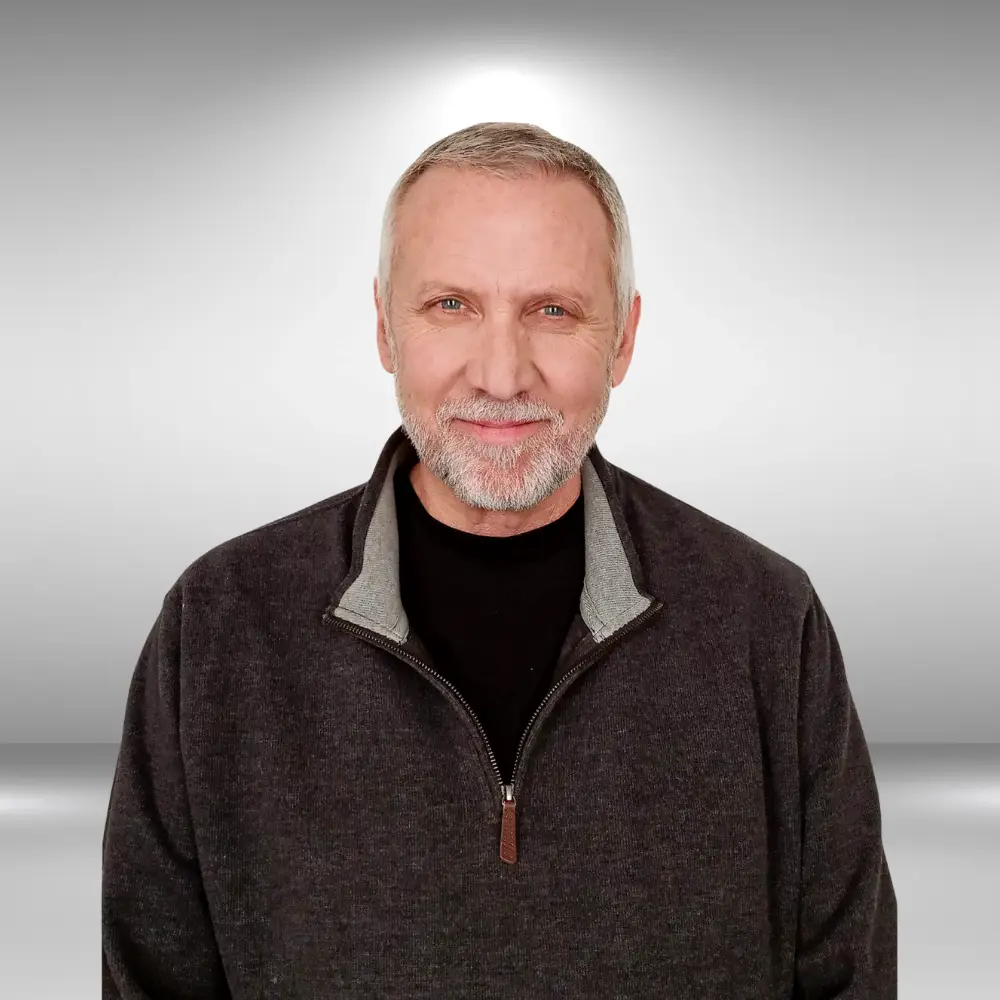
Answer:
[323, 597, 664, 865]
[500, 782, 517, 864]
[323, 613, 507, 787]
[506, 598, 664, 795]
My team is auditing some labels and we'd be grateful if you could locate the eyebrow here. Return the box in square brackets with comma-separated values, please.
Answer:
[413, 280, 595, 310]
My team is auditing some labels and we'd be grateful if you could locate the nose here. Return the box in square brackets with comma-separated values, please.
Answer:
[465, 314, 536, 408]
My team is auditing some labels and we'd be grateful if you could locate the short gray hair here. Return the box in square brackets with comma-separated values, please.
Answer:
[377, 122, 636, 348]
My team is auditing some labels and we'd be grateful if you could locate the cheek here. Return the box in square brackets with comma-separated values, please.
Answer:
[396, 348, 456, 410]
[404, 324, 461, 367]
[541, 357, 610, 409]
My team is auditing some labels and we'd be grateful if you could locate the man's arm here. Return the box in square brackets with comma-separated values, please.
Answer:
[793, 582, 897, 998]
[102, 583, 230, 999]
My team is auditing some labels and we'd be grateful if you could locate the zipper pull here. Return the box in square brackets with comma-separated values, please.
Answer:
[500, 783, 517, 864]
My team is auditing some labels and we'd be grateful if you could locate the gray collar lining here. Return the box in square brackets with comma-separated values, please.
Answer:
[332, 436, 652, 645]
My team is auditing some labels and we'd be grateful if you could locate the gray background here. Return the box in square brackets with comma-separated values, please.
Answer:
[3, 2, 1000, 997]
[2, 0, 998, 743]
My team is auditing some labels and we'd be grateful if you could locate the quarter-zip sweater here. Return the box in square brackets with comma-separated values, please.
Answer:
[102, 424, 897, 999]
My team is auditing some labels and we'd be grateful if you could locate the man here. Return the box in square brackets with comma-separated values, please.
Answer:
[103, 121, 897, 998]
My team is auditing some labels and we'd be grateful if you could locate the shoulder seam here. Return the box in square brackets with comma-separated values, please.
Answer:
[254, 483, 366, 534]
[175, 484, 366, 599]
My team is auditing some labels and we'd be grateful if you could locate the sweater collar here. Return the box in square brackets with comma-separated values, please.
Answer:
[327, 424, 655, 646]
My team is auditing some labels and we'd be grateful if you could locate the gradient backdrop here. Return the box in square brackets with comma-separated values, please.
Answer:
[1, 0, 999, 996]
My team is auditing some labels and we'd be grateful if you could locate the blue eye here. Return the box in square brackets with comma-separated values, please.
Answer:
[434, 299, 566, 317]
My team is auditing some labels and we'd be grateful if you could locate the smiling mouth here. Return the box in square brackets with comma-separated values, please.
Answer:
[466, 420, 535, 428]
[455, 418, 544, 441]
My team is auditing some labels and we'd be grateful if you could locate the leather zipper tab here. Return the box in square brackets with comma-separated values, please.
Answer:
[500, 783, 517, 864]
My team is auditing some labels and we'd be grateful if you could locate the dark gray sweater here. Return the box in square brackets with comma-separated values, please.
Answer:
[102, 424, 897, 998]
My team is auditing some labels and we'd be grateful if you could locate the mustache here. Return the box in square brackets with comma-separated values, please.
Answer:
[443, 404, 555, 424]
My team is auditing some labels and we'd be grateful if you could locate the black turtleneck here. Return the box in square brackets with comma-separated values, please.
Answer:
[393, 455, 586, 786]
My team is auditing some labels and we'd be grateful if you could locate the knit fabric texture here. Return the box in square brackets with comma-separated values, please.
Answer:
[102, 424, 897, 998]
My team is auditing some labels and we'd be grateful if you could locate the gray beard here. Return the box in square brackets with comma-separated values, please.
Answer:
[392, 366, 614, 514]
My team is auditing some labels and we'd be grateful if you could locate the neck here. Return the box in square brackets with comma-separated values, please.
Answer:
[408, 461, 581, 538]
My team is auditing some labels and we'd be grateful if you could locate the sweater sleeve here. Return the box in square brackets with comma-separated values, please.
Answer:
[102, 583, 231, 999]
[793, 582, 898, 999]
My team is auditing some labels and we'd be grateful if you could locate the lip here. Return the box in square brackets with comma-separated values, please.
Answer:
[458, 418, 542, 443]
[469, 420, 532, 428]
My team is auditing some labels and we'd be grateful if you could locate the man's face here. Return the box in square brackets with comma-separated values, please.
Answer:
[376, 165, 638, 513]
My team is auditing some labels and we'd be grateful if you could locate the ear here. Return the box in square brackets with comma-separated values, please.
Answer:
[611, 292, 641, 388]
[374, 276, 395, 374]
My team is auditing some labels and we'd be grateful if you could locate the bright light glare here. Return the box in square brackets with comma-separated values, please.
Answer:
[430, 63, 578, 136]
[0, 788, 102, 818]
